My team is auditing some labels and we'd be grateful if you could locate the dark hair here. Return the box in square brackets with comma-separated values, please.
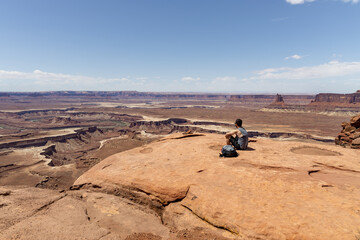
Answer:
[235, 119, 242, 127]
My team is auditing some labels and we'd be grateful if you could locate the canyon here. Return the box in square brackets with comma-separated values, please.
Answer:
[0, 91, 359, 239]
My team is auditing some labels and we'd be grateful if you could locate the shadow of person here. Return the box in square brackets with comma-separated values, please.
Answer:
[245, 147, 256, 151]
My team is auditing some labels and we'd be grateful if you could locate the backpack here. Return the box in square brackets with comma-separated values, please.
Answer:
[219, 145, 238, 158]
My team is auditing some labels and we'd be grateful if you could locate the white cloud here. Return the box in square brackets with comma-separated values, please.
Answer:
[243, 61, 360, 81]
[285, 54, 303, 60]
[286, 0, 314, 4]
[181, 77, 200, 82]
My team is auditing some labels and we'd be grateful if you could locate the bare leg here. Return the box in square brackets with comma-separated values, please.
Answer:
[226, 135, 231, 145]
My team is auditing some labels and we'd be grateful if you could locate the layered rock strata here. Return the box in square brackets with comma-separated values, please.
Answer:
[312, 90, 360, 105]
[264, 91, 360, 115]
[335, 114, 360, 149]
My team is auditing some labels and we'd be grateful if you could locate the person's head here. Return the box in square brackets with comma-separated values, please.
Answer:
[235, 119, 242, 128]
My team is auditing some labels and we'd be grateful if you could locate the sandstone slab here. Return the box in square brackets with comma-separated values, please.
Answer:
[0, 187, 173, 240]
[74, 133, 360, 240]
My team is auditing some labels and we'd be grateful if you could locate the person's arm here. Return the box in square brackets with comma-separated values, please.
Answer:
[225, 130, 238, 138]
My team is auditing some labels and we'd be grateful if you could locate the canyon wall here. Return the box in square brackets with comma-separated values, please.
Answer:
[311, 91, 360, 105]
[265, 91, 360, 114]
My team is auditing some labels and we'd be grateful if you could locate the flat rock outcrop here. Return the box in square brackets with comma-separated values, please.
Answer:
[0, 186, 173, 240]
[74, 133, 360, 240]
[0, 184, 232, 239]
[335, 114, 360, 148]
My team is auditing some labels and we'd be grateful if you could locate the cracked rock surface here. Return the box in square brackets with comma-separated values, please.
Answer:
[74, 133, 360, 240]
[0, 187, 172, 240]
[2, 133, 360, 239]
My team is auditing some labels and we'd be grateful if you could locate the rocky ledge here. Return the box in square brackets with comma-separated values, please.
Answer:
[335, 114, 360, 148]
[1, 133, 360, 239]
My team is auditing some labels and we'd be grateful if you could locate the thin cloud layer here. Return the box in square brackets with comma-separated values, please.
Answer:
[286, 0, 314, 4]
[181, 77, 200, 82]
[0, 69, 133, 91]
[243, 61, 360, 81]
[285, 54, 303, 60]
[0, 69, 129, 84]
[286, 0, 358, 4]
[213, 76, 237, 83]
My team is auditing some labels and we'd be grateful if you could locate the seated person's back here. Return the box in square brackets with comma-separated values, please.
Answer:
[225, 119, 248, 150]
[237, 126, 248, 150]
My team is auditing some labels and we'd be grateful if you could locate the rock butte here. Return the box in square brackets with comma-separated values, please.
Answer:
[68, 133, 360, 240]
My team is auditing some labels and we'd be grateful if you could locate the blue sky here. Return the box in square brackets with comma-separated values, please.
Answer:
[0, 0, 359, 93]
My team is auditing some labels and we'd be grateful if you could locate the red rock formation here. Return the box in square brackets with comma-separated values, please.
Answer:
[311, 91, 360, 106]
[275, 94, 284, 103]
[272, 94, 285, 106]
[74, 133, 360, 239]
[335, 114, 360, 149]
[264, 94, 287, 109]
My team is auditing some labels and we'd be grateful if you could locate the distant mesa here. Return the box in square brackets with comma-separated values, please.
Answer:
[2, 90, 360, 111]
[0, 91, 315, 105]
[310, 90, 360, 106]
[0, 93, 10, 97]
[228, 95, 275, 102]
[27, 93, 44, 97]
[265, 90, 360, 114]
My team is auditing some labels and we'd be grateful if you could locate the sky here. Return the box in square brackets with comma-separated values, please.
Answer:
[0, 0, 359, 93]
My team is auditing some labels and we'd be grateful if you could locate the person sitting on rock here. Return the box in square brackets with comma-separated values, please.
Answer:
[225, 119, 248, 150]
